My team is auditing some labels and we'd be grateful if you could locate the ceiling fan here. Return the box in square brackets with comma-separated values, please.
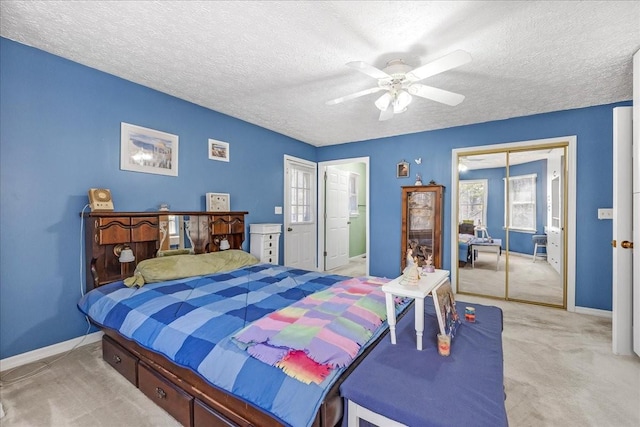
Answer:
[326, 50, 472, 121]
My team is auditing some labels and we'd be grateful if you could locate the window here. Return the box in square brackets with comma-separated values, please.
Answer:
[348, 172, 359, 217]
[290, 166, 314, 223]
[504, 173, 536, 232]
[459, 179, 487, 226]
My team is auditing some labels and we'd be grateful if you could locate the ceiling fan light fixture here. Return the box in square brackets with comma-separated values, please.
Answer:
[374, 92, 392, 111]
[393, 90, 412, 114]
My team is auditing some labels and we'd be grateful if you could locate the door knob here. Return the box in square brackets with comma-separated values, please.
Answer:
[621, 240, 633, 249]
[287, 227, 293, 232]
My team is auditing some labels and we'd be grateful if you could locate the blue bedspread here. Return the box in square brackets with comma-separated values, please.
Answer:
[78, 264, 408, 427]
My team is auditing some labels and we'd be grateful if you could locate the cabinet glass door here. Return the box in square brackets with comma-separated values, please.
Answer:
[401, 185, 442, 271]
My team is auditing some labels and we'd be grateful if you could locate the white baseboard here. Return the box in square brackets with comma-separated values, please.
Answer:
[574, 306, 612, 318]
[0, 331, 103, 372]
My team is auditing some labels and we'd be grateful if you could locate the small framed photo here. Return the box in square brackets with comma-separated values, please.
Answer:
[206, 193, 230, 212]
[121, 122, 178, 176]
[397, 161, 409, 178]
[208, 139, 230, 162]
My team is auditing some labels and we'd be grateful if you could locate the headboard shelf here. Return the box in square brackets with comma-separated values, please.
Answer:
[83, 211, 248, 289]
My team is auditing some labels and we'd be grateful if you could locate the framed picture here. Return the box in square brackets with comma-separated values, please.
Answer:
[120, 122, 178, 176]
[397, 161, 409, 178]
[431, 282, 461, 338]
[208, 139, 230, 162]
[206, 193, 230, 212]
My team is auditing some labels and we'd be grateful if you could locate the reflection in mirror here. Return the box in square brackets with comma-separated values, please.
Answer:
[457, 152, 507, 298]
[158, 215, 204, 255]
[506, 147, 565, 306]
[456, 147, 566, 307]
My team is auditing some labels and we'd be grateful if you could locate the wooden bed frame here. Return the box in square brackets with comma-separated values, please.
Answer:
[83, 211, 401, 427]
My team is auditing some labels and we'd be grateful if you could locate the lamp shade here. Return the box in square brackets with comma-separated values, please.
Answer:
[119, 248, 135, 263]
[219, 238, 230, 251]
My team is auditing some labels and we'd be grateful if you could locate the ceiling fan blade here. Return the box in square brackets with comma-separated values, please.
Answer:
[326, 87, 384, 105]
[379, 107, 395, 121]
[346, 61, 392, 80]
[408, 84, 466, 106]
[406, 50, 472, 82]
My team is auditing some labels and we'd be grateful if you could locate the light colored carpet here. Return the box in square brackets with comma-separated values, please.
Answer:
[1, 297, 638, 426]
[459, 252, 563, 306]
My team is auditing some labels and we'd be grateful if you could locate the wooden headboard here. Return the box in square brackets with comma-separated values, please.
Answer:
[83, 211, 248, 290]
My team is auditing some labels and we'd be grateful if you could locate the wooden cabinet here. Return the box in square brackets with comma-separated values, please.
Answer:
[249, 223, 281, 264]
[400, 185, 444, 271]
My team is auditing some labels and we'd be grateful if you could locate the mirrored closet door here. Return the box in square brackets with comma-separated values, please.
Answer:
[456, 145, 567, 307]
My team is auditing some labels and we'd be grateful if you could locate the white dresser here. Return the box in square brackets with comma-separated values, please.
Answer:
[250, 223, 281, 264]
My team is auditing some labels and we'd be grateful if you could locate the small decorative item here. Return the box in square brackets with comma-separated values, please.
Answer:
[465, 306, 476, 323]
[423, 254, 435, 273]
[415, 173, 423, 186]
[400, 245, 421, 285]
[397, 160, 409, 178]
[414, 158, 422, 164]
[208, 138, 230, 162]
[206, 193, 230, 211]
[159, 203, 170, 211]
[437, 333, 451, 356]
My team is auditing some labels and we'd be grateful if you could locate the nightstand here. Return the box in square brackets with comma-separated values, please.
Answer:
[249, 223, 281, 264]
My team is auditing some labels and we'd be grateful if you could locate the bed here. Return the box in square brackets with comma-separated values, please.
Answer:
[79, 211, 412, 427]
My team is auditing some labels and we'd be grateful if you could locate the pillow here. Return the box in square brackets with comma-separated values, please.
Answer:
[124, 249, 259, 287]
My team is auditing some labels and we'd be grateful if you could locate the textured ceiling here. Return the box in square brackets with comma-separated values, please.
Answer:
[1, 1, 639, 147]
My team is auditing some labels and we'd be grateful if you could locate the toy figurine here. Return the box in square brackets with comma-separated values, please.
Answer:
[423, 254, 435, 273]
[415, 174, 423, 186]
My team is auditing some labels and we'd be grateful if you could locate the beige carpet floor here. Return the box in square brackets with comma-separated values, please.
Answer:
[1, 296, 638, 426]
[459, 252, 563, 306]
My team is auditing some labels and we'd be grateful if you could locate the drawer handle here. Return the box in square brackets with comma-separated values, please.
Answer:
[112, 355, 121, 364]
[269, 242, 272, 247]
[155, 387, 167, 399]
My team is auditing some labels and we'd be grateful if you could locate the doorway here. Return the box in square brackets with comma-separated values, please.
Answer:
[318, 157, 370, 277]
[451, 137, 577, 310]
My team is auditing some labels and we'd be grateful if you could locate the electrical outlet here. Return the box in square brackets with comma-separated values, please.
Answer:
[597, 208, 613, 220]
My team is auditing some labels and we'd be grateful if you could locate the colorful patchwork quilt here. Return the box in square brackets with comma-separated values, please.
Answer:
[77, 264, 410, 427]
[232, 277, 389, 384]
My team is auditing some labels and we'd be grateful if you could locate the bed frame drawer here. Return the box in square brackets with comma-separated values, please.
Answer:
[139, 362, 193, 427]
[193, 399, 236, 427]
[102, 336, 138, 386]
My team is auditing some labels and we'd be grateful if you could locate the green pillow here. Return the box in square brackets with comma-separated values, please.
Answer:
[124, 250, 259, 287]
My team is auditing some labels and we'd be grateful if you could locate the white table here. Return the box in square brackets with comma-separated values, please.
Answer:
[381, 269, 450, 350]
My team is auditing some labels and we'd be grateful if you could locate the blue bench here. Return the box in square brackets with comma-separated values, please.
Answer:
[340, 301, 507, 427]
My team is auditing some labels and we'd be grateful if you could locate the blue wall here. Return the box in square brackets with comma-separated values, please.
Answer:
[0, 38, 315, 358]
[0, 37, 629, 359]
[317, 102, 629, 314]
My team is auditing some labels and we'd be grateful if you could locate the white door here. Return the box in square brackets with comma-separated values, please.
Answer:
[284, 156, 317, 270]
[612, 106, 633, 355]
[324, 166, 349, 270]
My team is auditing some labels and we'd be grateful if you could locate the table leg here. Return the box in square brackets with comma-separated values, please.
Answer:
[385, 293, 397, 345]
[415, 297, 425, 350]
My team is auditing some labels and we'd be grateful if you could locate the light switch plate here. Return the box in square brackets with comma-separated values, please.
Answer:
[274, 206, 283, 214]
[597, 208, 613, 220]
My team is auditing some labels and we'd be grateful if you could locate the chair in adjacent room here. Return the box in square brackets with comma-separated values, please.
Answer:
[532, 234, 547, 262]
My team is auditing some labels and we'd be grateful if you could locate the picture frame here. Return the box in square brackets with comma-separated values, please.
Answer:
[208, 139, 230, 162]
[397, 161, 409, 178]
[120, 122, 178, 176]
[431, 282, 461, 338]
[206, 193, 230, 212]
